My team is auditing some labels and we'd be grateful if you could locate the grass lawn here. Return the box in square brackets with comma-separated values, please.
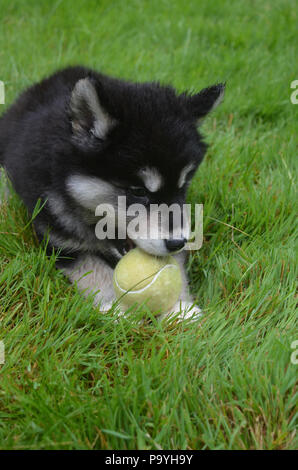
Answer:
[0, 0, 297, 450]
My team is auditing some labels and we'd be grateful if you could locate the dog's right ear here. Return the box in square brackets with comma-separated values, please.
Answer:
[183, 83, 225, 123]
[70, 77, 116, 142]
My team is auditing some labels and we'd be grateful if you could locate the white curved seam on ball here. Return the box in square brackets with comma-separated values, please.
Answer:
[114, 264, 178, 294]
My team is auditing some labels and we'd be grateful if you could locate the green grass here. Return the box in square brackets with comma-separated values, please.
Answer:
[0, 0, 297, 450]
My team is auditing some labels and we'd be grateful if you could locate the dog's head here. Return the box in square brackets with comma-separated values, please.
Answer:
[66, 74, 224, 256]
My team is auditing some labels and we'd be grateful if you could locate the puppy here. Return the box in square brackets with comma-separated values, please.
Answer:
[0, 66, 224, 320]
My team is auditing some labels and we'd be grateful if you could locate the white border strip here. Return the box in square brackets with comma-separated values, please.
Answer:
[114, 264, 178, 294]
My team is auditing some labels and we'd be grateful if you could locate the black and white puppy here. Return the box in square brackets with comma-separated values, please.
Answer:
[0, 66, 224, 319]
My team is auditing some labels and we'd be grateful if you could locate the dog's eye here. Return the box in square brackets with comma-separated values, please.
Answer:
[130, 187, 147, 198]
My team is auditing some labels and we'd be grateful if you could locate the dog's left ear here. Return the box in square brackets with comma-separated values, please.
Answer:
[70, 77, 116, 142]
[184, 83, 225, 122]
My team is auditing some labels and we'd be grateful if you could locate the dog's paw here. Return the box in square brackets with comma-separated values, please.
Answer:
[168, 301, 203, 322]
[99, 301, 114, 312]
[97, 300, 123, 316]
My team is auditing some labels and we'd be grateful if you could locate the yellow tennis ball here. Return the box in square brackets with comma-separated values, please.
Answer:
[113, 247, 182, 313]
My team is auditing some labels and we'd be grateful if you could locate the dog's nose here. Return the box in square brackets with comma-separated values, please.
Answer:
[165, 238, 186, 252]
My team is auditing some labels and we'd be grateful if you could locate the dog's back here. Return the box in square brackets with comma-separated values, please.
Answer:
[0, 66, 91, 165]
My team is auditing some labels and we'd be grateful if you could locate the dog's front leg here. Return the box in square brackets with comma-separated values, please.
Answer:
[159, 251, 202, 322]
[61, 254, 119, 313]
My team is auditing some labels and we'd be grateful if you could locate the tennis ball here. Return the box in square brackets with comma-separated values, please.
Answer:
[113, 247, 182, 313]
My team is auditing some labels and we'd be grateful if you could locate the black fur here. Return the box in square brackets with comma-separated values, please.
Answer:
[0, 66, 224, 267]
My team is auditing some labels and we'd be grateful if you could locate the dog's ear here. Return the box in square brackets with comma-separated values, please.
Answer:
[184, 83, 225, 122]
[70, 77, 116, 141]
